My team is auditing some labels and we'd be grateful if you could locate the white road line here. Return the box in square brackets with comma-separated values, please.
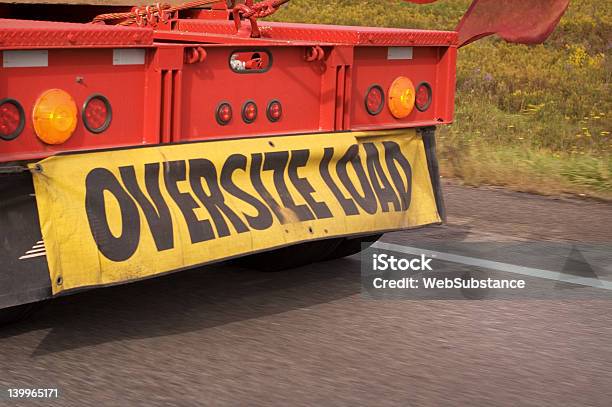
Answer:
[25, 248, 46, 255]
[32, 244, 45, 249]
[373, 242, 612, 291]
[19, 251, 47, 260]
[36, 241, 43, 244]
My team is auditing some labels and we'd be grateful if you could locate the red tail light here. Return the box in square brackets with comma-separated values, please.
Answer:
[415, 82, 433, 112]
[83, 94, 112, 134]
[242, 100, 258, 124]
[0, 98, 25, 141]
[267, 100, 283, 122]
[216, 102, 233, 126]
[365, 85, 384, 116]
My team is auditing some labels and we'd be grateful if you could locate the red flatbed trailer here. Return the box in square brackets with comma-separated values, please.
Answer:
[0, 0, 453, 323]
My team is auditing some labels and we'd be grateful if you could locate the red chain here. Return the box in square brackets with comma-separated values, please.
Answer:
[232, 0, 290, 37]
[236, 0, 290, 19]
[92, 0, 219, 27]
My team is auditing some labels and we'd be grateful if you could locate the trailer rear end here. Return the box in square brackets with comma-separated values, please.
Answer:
[0, 0, 455, 318]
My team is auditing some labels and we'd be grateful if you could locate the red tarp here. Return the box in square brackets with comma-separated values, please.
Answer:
[404, 0, 570, 47]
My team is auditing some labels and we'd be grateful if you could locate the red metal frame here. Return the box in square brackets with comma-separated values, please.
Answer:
[0, 19, 153, 48]
[0, 3, 457, 163]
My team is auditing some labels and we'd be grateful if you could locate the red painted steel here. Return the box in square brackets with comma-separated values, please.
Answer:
[0, 18, 153, 48]
[176, 20, 458, 46]
[350, 46, 455, 130]
[0, 3, 458, 163]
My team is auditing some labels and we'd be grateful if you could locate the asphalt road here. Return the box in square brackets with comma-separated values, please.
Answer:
[1, 181, 612, 406]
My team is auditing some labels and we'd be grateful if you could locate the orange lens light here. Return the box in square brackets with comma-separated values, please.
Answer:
[32, 89, 78, 145]
[388, 76, 416, 119]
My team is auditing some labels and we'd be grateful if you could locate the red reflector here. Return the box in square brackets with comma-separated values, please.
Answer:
[0, 98, 25, 141]
[267, 100, 282, 122]
[365, 85, 384, 116]
[242, 101, 258, 124]
[83, 94, 112, 134]
[216, 102, 233, 126]
[415, 82, 433, 112]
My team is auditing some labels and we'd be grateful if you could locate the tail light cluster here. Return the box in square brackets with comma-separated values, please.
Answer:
[365, 78, 433, 118]
[0, 89, 112, 145]
[216, 100, 283, 126]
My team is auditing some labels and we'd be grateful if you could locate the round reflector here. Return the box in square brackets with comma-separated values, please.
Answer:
[242, 100, 258, 124]
[365, 85, 384, 116]
[415, 82, 433, 112]
[267, 100, 282, 122]
[216, 102, 233, 126]
[32, 89, 78, 145]
[388, 76, 416, 119]
[83, 94, 112, 134]
[0, 98, 25, 141]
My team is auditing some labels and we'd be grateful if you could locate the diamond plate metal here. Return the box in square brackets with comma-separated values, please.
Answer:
[0, 19, 153, 48]
[176, 20, 457, 46]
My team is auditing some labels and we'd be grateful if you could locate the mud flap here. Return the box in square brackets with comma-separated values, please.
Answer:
[421, 127, 446, 222]
[0, 172, 52, 309]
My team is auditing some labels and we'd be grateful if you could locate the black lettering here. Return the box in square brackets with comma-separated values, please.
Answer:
[264, 151, 314, 221]
[336, 145, 378, 215]
[221, 154, 273, 231]
[383, 141, 413, 211]
[289, 149, 332, 219]
[120, 164, 174, 251]
[363, 143, 401, 212]
[164, 160, 215, 243]
[320, 147, 359, 216]
[250, 153, 287, 224]
[189, 158, 248, 238]
[85, 168, 140, 262]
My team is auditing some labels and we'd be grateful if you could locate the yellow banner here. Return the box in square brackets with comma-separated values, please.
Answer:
[31, 130, 441, 294]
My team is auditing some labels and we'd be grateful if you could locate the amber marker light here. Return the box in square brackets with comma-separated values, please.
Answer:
[32, 89, 78, 145]
[388, 76, 416, 119]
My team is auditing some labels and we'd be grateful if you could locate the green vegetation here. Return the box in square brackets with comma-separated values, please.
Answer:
[272, 0, 611, 199]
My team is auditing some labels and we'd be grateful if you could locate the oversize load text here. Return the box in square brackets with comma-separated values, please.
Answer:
[85, 142, 416, 262]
